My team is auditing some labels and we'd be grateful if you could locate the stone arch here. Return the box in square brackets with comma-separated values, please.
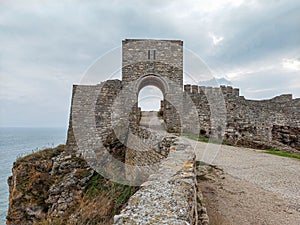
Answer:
[136, 74, 169, 96]
[125, 73, 181, 133]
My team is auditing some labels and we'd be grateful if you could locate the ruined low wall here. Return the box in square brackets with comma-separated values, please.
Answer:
[114, 137, 208, 225]
[124, 126, 175, 183]
[272, 125, 300, 150]
[182, 85, 300, 151]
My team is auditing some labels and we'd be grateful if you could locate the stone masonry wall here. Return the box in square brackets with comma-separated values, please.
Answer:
[182, 84, 300, 151]
[272, 125, 300, 150]
[114, 137, 207, 225]
[66, 79, 181, 184]
[124, 126, 175, 184]
[122, 39, 183, 85]
[67, 80, 300, 179]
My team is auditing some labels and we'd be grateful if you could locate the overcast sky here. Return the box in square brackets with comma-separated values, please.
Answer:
[1, 0, 300, 127]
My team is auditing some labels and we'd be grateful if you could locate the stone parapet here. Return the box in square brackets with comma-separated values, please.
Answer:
[114, 137, 202, 225]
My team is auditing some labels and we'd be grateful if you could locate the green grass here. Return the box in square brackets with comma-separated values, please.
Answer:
[84, 173, 139, 203]
[182, 132, 209, 143]
[265, 149, 300, 160]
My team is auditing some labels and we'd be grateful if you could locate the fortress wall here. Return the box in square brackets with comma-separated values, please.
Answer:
[66, 80, 127, 164]
[66, 81, 125, 150]
[114, 137, 207, 225]
[163, 100, 181, 133]
[272, 125, 300, 150]
[124, 126, 176, 183]
[182, 85, 300, 150]
[183, 85, 211, 134]
[67, 80, 180, 183]
[225, 93, 300, 149]
[66, 84, 103, 155]
[67, 80, 300, 158]
[291, 98, 300, 127]
[66, 84, 79, 153]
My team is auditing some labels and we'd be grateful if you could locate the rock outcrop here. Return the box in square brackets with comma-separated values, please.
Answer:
[6, 145, 138, 225]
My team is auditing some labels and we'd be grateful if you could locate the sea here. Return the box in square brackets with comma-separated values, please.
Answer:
[0, 127, 66, 225]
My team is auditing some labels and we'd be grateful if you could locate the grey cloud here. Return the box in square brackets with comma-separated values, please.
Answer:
[205, 1, 300, 66]
[1, 0, 299, 127]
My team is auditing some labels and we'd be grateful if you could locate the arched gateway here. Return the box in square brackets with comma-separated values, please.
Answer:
[121, 39, 184, 132]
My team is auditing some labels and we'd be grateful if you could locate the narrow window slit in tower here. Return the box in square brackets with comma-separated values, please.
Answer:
[148, 50, 150, 60]
[153, 50, 156, 60]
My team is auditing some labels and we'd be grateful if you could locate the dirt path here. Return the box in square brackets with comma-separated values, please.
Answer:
[139, 112, 300, 224]
[197, 164, 300, 225]
[139, 111, 166, 132]
[188, 139, 300, 225]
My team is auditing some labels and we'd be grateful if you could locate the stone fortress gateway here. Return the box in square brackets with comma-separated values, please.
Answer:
[67, 39, 300, 156]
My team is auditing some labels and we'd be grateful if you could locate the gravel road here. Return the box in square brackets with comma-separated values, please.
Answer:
[187, 138, 300, 224]
[140, 111, 300, 224]
[185, 139, 300, 205]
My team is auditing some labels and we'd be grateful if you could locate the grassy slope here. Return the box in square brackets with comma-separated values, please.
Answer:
[265, 149, 300, 160]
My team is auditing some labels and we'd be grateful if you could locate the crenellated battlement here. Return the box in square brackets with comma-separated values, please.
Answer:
[180, 83, 300, 149]
[184, 84, 240, 98]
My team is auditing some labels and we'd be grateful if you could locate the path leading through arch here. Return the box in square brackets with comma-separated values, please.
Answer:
[139, 111, 166, 133]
